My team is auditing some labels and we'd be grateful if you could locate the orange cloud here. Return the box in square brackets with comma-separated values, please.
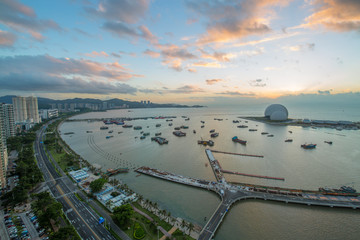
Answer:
[304, 0, 360, 31]
[84, 51, 109, 57]
[192, 61, 221, 68]
[206, 79, 224, 85]
[199, 49, 235, 62]
[187, 0, 291, 45]
[143, 49, 160, 58]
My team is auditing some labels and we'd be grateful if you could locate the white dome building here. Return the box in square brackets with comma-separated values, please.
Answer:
[264, 104, 288, 121]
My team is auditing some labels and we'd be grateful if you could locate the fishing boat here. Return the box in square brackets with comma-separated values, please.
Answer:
[122, 124, 133, 128]
[169, 123, 173, 126]
[233, 120, 240, 123]
[267, 134, 274, 137]
[209, 129, 215, 133]
[237, 125, 248, 128]
[100, 126, 109, 130]
[155, 132, 162, 136]
[151, 137, 169, 145]
[285, 139, 293, 142]
[201, 125, 205, 128]
[261, 132, 268, 135]
[173, 131, 186, 137]
[193, 130, 196, 134]
[301, 143, 316, 149]
[210, 133, 219, 138]
[140, 135, 146, 140]
[133, 126, 142, 130]
[198, 140, 214, 146]
[249, 129, 258, 132]
[156, 124, 161, 127]
[106, 136, 113, 139]
[232, 136, 247, 145]
[324, 141, 333, 144]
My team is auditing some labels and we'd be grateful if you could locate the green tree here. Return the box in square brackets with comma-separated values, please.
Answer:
[89, 178, 107, 193]
[188, 222, 194, 235]
[112, 204, 134, 227]
[50, 226, 80, 240]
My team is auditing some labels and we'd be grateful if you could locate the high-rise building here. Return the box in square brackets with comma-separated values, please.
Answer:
[1, 103, 15, 138]
[12, 96, 40, 124]
[0, 106, 8, 188]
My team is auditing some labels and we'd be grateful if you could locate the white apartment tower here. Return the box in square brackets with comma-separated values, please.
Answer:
[12, 96, 40, 124]
[1, 103, 15, 138]
[0, 107, 8, 188]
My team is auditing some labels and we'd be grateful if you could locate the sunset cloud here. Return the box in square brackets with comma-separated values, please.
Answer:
[0, 0, 62, 41]
[0, 30, 17, 48]
[249, 78, 267, 87]
[186, 0, 290, 45]
[0, 55, 140, 94]
[143, 49, 161, 58]
[192, 61, 221, 68]
[102, 22, 157, 43]
[284, 43, 315, 52]
[85, 0, 149, 24]
[217, 91, 255, 96]
[84, 51, 109, 58]
[0, 55, 141, 82]
[200, 49, 235, 62]
[206, 79, 224, 85]
[304, 0, 360, 32]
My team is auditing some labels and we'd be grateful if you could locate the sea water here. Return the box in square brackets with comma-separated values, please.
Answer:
[59, 105, 360, 240]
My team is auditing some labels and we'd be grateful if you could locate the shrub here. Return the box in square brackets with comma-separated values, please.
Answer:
[133, 222, 146, 239]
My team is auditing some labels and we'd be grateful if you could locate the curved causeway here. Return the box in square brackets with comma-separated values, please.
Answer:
[136, 149, 360, 240]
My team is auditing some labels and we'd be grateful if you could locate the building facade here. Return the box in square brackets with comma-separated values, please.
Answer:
[1, 103, 15, 138]
[39, 109, 59, 120]
[12, 96, 40, 124]
[0, 106, 8, 188]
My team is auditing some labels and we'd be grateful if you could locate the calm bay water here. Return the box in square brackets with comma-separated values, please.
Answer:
[60, 106, 360, 240]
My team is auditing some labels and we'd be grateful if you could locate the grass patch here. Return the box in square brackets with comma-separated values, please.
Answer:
[133, 222, 146, 239]
[132, 202, 172, 231]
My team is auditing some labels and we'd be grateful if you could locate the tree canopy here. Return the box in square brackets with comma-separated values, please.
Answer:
[112, 204, 134, 227]
[89, 178, 107, 193]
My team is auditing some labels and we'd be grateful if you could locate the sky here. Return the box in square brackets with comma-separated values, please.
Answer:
[0, 0, 359, 106]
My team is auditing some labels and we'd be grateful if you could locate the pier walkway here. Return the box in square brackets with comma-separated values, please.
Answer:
[136, 149, 360, 240]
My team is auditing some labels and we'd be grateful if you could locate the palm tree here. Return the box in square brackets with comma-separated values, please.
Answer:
[167, 212, 171, 223]
[181, 219, 186, 231]
[188, 222, 194, 236]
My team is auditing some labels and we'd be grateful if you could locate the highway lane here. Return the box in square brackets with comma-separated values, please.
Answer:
[35, 125, 115, 240]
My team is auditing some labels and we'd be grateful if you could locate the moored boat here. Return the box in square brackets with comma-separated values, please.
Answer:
[197, 140, 214, 146]
[301, 143, 316, 149]
[173, 131, 186, 137]
[237, 125, 248, 128]
[324, 141, 333, 144]
[285, 139, 293, 142]
[232, 136, 247, 145]
[209, 129, 215, 133]
[210, 132, 219, 138]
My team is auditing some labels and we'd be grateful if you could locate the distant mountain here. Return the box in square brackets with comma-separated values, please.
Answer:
[0, 95, 204, 109]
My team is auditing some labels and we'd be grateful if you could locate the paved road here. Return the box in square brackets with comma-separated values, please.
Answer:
[35, 124, 115, 240]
